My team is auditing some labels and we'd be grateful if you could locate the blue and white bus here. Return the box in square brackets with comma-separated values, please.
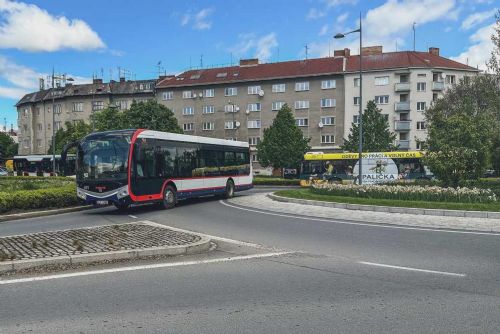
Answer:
[69, 129, 253, 210]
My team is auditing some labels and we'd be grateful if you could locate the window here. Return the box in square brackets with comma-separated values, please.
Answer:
[92, 101, 104, 111]
[202, 122, 215, 131]
[320, 116, 335, 125]
[248, 137, 261, 146]
[202, 105, 215, 114]
[321, 98, 336, 108]
[295, 118, 308, 127]
[432, 93, 438, 102]
[272, 101, 285, 111]
[216, 72, 227, 78]
[321, 135, 335, 144]
[294, 100, 309, 109]
[225, 121, 237, 130]
[251, 154, 259, 162]
[54, 104, 62, 114]
[163, 91, 173, 100]
[374, 76, 389, 86]
[247, 103, 261, 112]
[321, 79, 336, 89]
[55, 121, 62, 130]
[272, 83, 285, 93]
[182, 90, 193, 99]
[116, 100, 128, 110]
[417, 82, 426, 91]
[417, 121, 426, 130]
[190, 74, 201, 79]
[36, 139, 42, 147]
[225, 137, 237, 141]
[445, 75, 456, 84]
[225, 87, 237, 96]
[247, 120, 261, 129]
[417, 102, 426, 111]
[35, 108, 40, 116]
[354, 78, 360, 87]
[183, 123, 194, 131]
[205, 89, 214, 97]
[47, 123, 51, 130]
[37, 123, 43, 131]
[183, 106, 194, 115]
[416, 141, 423, 150]
[375, 95, 389, 104]
[418, 73, 427, 77]
[224, 104, 237, 113]
[248, 85, 261, 95]
[353, 115, 360, 124]
[295, 82, 309, 91]
[73, 102, 83, 112]
[353, 97, 360, 105]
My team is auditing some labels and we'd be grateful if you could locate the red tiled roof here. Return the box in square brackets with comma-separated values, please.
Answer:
[157, 51, 478, 88]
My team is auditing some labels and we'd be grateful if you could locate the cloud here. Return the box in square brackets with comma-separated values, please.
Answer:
[0, 55, 90, 99]
[307, 0, 355, 20]
[319, 24, 329, 36]
[451, 23, 495, 71]
[461, 8, 497, 30]
[324, 0, 358, 7]
[229, 33, 278, 62]
[306, 8, 326, 20]
[0, 0, 105, 52]
[180, 8, 214, 30]
[336, 12, 349, 24]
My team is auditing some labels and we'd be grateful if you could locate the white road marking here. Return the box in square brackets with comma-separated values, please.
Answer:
[358, 261, 466, 277]
[220, 200, 500, 237]
[0, 251, 293, 285]
[128, 215, 138, 219]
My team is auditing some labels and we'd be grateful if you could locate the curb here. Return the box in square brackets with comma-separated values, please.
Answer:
[268, 193, 500, 220]
[0, 206, 94, 223]
[0, 235, 211, 273]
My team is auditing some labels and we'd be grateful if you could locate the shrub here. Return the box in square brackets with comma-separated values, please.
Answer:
[312, 183, 497, 203]
[253, 177, 300, 186]
[0, 182, 78, 214]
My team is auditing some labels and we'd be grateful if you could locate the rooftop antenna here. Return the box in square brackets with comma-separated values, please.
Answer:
[305, 44, 309, 60]
[109, 68, 113, 81]
[3, 117, 6, 132]
[396, 40, 398, 52]
[156, 61, 162, 77]
[277, 47, 280, 62]
[413, 22, 416, 51]
[200, 54, 203, 68]
[230, 52, 233, 66]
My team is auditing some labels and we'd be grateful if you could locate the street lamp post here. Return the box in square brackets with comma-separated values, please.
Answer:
[335, 12, 363, 184]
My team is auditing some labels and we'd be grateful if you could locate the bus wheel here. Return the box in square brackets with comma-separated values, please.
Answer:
[223, 180, 235, 199]
[114, 203, 130, 210]
[162, 185, 177, 210]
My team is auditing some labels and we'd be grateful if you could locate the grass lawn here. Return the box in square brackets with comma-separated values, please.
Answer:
[275, 188, 500, 212]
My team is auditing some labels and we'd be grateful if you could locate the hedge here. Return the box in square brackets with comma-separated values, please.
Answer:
[253, 177, 300, 186]
[0, 184, 78, 214]
[0, 176, 74, 192]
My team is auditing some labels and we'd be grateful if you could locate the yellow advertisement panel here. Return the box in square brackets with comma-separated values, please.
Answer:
[304, 151, 423, 161]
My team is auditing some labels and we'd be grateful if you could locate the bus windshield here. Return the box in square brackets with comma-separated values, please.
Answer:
[77, 134, 131, 180]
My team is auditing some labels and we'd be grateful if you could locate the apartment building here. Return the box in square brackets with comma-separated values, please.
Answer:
[155, 58, 346, 166]
[16, 78, 156, 155]
[341, 46, 478, 150]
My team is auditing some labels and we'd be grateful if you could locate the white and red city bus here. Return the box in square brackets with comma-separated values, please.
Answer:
[70, 129, 253, 209]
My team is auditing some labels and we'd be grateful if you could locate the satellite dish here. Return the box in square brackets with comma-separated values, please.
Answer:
[258, 90, 264, 97]
[199, 92, 203, 98]
[235, 121, 241, 127]
[245, 109, 250, 115]
[192, 93, 197, 98]
[235, 106, 240, 111]
[318, 122, 324, 128]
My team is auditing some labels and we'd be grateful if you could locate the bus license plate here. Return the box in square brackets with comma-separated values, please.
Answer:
[96, 200, 108, 206]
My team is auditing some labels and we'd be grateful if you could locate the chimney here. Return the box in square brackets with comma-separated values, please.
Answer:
[239, 58, 259, 66]
[93, 78, 103, 84]
[429, 47, 440, 56]
[334, 48, 350, 58]
[361, 46, 383, 56]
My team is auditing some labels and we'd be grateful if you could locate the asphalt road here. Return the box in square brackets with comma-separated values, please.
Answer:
[1, 187, 499, 333]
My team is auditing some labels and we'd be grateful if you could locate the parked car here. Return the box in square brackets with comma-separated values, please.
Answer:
[0, 167, 8, 176]
[484, 169, 496, 178]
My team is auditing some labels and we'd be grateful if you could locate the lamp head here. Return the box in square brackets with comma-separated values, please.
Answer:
[334, 33, 345, 39]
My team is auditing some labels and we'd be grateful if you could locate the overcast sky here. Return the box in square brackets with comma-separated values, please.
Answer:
[0, 0, 497, 129]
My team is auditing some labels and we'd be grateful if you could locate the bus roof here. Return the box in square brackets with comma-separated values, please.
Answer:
[138, 130, 249, 148]
[304, 151, 424, 160]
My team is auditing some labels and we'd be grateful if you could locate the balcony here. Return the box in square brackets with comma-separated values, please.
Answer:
[432, 81, 445, 90]
[394, 120, 411, 131]
[394, 101, 410, 112]
[396, 140, 410, 149]
[394, 82, 411, 92]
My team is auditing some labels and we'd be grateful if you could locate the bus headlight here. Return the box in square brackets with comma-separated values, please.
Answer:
[117, 187, 129, 199]
[77, 189, 87, 200]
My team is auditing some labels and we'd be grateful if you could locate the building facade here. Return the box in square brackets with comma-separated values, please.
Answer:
[16, 47, 478, 167]
[16, 78, 156, 155]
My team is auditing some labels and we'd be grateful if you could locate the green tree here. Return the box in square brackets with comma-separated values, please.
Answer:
[47, 120, 92, 154]
[0, 132, 17, 159]
[487, 10, 500, 175]
[423, 76, 496, 187]
[342, 100, 397, 152]
[256, 104, 310, 170]
[91, 106, 124, 131]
